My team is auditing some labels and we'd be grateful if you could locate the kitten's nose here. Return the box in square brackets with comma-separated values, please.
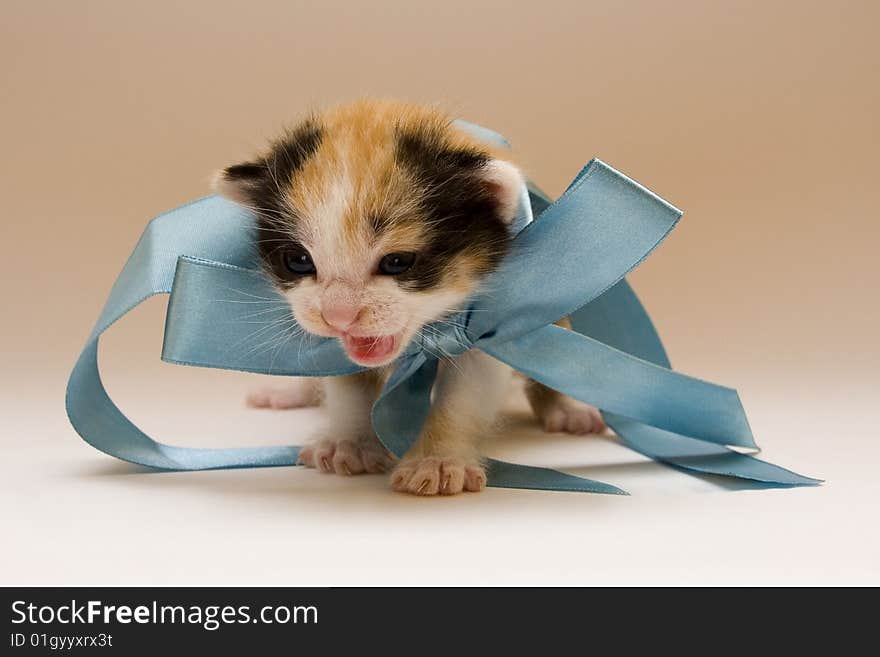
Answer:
[321, 303, 361, 331]
[321, 282, 363, 332]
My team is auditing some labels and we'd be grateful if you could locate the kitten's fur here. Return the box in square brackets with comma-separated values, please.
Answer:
[215, 99, 604, 495]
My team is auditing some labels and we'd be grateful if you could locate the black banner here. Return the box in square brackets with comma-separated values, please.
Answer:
[1, 587, 863, 652]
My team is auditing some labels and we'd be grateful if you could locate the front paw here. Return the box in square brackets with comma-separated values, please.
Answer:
[538, 397, 606, 435]
[391, 456, 487, 496]
[297, 437, 394, 475]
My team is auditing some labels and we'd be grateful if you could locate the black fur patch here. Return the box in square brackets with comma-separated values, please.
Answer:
[226, 119, 323, 287]
[393, 123, 512, 291]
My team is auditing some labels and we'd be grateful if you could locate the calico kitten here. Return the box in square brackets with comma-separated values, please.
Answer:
[214, 99, 604, 495]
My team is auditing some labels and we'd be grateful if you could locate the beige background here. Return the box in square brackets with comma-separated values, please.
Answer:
[1, 0, 877, 585]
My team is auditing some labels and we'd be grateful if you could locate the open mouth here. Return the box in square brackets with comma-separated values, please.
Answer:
[341, 333, 401, 366]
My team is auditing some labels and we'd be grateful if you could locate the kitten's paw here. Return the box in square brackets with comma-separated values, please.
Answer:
[538, 397, 606, 435]
[297, 437, 394, 475]
[246, 380, 320, 410]
[391, 456, 487, 496]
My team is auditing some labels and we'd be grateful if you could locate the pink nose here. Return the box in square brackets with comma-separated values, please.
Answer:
[321, 303, 361, 331]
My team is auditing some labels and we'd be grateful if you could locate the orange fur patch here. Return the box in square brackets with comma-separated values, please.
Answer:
[284, 99, 513, 258]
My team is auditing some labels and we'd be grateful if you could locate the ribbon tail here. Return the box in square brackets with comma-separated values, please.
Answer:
[486, 459, 627, 495]
[605, 413, 822, 487]
[571, 280, 820, 487]
[483, 325, 756, 449]
[371, 353, 438, 459]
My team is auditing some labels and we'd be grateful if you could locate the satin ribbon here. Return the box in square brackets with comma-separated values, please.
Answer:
[65, 127, 820, 494]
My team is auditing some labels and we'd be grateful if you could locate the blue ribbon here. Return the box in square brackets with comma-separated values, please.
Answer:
[65, 130, 820, 493]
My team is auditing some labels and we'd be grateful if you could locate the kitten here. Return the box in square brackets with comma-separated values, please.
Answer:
[214, 99, 604, 495]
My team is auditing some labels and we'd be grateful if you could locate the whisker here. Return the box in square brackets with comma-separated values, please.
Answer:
[237, 306, 293, 320]
[212, 299, 287, 305]
[224, 287, 283, 302]
[238, 323, 303, 362]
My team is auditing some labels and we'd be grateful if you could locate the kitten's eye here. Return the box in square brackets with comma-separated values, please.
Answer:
[282, 248, 316, 275]
[378, 252, 416, 275]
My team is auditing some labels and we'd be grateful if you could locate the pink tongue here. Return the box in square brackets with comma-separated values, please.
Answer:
[347, 335, 395, 360]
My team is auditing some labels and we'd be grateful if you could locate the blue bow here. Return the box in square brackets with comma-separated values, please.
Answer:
[65, 131, 820, 494]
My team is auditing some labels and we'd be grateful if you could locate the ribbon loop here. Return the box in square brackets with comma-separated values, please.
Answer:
[467, 159, 682, 346]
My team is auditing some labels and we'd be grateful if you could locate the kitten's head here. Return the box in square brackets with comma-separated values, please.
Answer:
[213, 99, 523, 367]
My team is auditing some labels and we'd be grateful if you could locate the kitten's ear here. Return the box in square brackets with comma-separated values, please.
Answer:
[211, 160, 268, 206]
[481, 159, 524, 224]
